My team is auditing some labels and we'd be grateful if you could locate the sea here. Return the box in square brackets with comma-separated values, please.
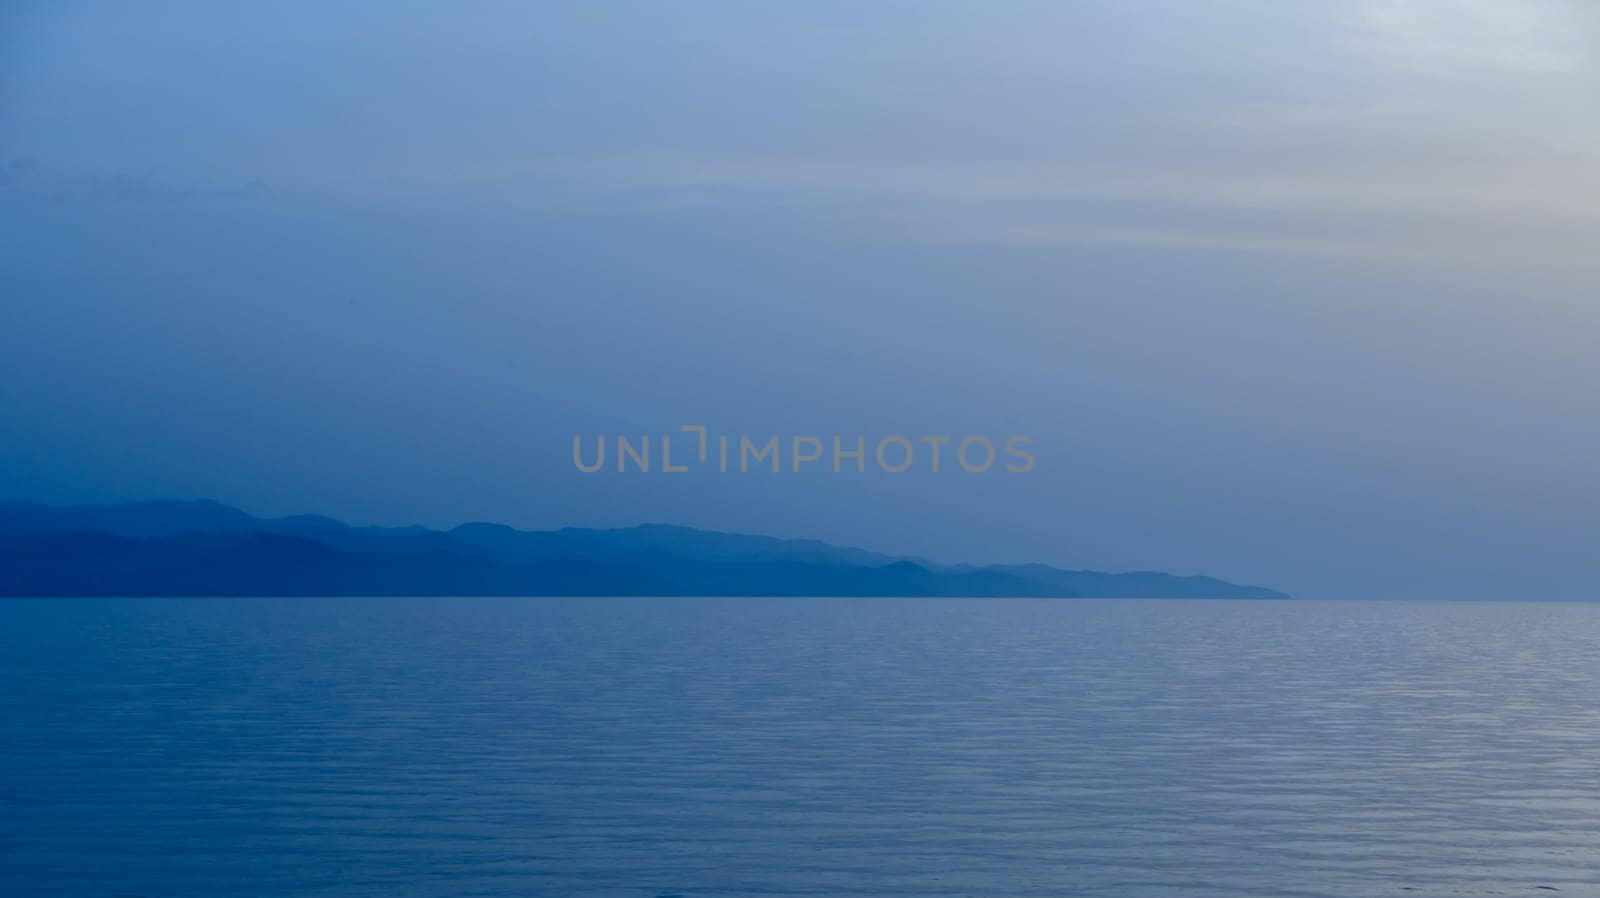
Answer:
[2, 597, 1598, 897]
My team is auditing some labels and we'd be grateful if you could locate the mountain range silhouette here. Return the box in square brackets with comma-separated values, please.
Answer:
[0, 500, 1289, 598]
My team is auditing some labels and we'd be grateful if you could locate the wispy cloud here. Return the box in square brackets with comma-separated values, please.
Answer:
[360, 0, 1599, 266]
[1354, 0, 1594, 74]
[420, 144, 1599, 267]
[9, 1, 1598, 266]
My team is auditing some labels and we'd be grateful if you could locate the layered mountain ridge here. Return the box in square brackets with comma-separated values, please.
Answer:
[0, 500, 1289, 599]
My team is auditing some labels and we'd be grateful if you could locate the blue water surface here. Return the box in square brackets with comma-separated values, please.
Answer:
[3, 597, 1598, 897]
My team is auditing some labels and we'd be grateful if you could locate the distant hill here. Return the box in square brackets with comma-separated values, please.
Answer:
[0, 499, 1290, 599]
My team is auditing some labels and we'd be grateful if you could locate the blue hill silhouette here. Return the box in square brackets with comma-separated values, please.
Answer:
[0, 500, 1289, 598]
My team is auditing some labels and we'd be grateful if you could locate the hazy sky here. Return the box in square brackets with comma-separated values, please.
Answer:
[3, 1, 1598, 598]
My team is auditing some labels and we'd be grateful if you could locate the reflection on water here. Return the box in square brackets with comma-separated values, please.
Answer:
[2, 597, 1599, 897]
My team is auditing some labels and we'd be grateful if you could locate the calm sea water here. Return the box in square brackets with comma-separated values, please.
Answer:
[2, 598, 1598, 897]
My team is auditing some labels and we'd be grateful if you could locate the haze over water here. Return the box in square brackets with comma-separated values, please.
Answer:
[3, 596, 1598, 897]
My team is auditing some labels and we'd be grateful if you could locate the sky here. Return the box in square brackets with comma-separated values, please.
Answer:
[2, 1, 1598, 598]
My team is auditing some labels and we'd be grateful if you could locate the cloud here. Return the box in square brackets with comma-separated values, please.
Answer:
[1354, 0, 1595, 74]
[0, 159, 270, 202]
[347, 0, 1599, 267]
[8, 1, 1597, 266]
[414, 147, 1600, 268]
